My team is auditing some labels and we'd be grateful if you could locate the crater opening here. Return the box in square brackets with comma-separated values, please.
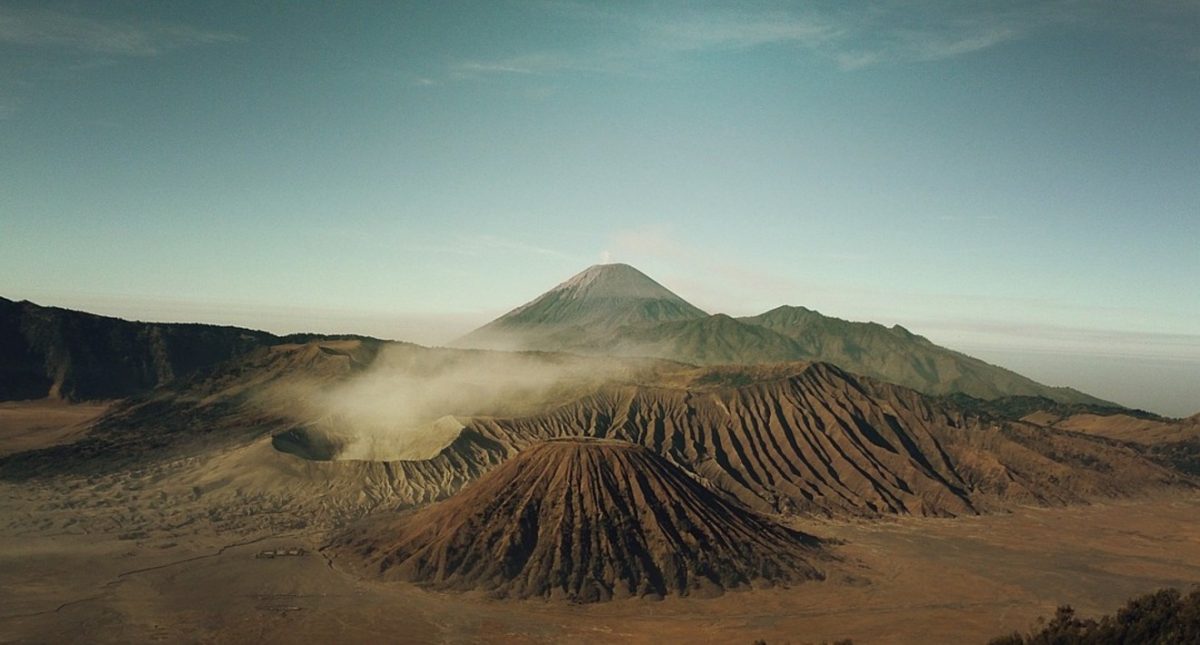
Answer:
[270, 415, 465, 462]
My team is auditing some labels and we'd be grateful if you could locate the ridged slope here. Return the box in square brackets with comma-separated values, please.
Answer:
[332, 438, 823, 601]
[4, 345, 1185, 523]
[456, 363, 1186, 517]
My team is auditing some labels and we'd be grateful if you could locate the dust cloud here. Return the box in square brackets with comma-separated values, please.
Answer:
[261, 344, 631, 461]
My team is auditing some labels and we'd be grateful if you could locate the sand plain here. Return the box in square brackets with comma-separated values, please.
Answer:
[2, 475, 1199, 644]
[3, 389, 1199, 645]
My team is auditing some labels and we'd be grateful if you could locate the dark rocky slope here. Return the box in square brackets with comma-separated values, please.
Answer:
[0, 296, 373, 401]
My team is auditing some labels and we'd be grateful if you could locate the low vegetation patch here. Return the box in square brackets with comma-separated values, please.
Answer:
[990, 587, 1200, 644]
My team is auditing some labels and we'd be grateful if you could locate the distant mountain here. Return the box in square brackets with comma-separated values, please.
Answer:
[453, 263, 707, 350]
[455, 265, 1112, 406]
[0, 296, 371, 402]
[609, 313, 803, 365]
[740, 305, 1106, 404]
[3, 261, 1112, 407]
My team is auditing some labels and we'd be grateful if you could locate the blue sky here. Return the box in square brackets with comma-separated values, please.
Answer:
[1, 1, 1197, 414]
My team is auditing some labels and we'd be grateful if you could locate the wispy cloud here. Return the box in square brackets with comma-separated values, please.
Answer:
[448, 3, 1029, 79]
[452, 52, 587, 78]
[820, 4, 1041, 70]
[654, 13, 839, 52]
[0, 7, 241, 57]
[451, 10, 840, 79]
[447, 1, 1200, 80]
[904, 25, 1021, 62]
[851, 1, 1200, 68]
[456, 61, 538, 76]
[0, 7, 242, 119]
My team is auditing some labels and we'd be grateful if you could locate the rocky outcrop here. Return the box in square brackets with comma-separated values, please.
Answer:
[0, 296, 376, 401]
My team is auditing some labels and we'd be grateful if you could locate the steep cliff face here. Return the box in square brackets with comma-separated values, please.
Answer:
[331, 438, 824, 602]
[0, 297, 374, 402]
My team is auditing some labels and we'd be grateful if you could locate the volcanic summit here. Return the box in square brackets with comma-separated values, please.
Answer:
[331, 438, 824, 602]
[451, 263, 1110, 405]
[452, 263, 708, 350]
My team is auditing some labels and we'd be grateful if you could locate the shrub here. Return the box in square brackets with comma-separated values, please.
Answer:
[989, 587, 1200, 644]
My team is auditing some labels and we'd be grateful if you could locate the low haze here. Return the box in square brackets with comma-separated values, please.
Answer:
[1, 1, 1196, 415]
[259, 345, 632, 461]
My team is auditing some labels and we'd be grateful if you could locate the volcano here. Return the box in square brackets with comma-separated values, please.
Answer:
[453, 263, 1110, 405]
[452, 263, 708, 351]
[331, 438, 824, 602]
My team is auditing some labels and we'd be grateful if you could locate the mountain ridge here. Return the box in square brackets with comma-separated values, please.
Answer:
[0, 296, 378, 402]
[740, 305, 1105, 404]
[454, 265, 1112, 406]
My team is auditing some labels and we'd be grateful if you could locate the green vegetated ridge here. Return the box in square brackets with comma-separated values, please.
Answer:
[454, 264, 1111, 406]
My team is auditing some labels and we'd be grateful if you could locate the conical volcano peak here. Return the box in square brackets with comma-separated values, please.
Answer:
[331, 438, 824, 601]
[453, 263, 708, 349]
[553, 263, 682, 301]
